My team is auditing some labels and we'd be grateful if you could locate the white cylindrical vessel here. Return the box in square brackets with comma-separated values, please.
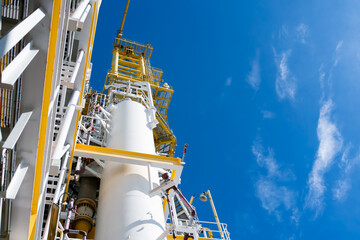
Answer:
[95, 99, 165, 239]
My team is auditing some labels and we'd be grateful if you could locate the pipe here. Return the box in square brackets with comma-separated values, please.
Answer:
[70, 49, 85, 85]
[78, 4, 92, 25]
[57, 228, 64, 240]
[51, 90, 80, 174]
[48, 84, 60, 117]
[64, 198, 87, 240]
[43, 149, 70, 239]
[206, 190, 224, 239]
[118, 0, 130, 38]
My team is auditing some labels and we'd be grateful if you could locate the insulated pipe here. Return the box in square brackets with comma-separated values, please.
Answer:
[95, 99, 165, 239]
[51, 90, 80, 175]
[78, 4, 92, 25]
[70, 50, 85, 85]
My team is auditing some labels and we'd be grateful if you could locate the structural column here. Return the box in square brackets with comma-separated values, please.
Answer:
[95, 99, 165, 239]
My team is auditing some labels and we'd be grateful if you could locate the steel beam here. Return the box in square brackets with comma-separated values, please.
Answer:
[5, 161, 28, 199]
[68, 0, 91, 31]
[3, 111, 32, 150]
[0, 8, 45, 58]
[74, 144, 182, 170]
[1, 42, 38, 88]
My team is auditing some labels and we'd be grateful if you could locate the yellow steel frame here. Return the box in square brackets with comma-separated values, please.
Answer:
[74, 144, 181, 168]
[103, 36, 176, 156]
[28, 1, 62, 239]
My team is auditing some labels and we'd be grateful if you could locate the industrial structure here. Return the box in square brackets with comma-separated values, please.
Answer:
[0, 0, 230, 239]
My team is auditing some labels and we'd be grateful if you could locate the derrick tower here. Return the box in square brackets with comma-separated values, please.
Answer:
[104, 35, 176, 157]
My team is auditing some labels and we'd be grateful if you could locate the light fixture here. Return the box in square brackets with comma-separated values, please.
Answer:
[199, 192, 207, 202]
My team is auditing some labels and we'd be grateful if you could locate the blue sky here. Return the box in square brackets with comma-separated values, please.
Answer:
[91, 1, 360, 239]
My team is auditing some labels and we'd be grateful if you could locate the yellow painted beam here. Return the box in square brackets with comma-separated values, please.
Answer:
[28, 0, 62, 239]
[74, 144, 181, 167]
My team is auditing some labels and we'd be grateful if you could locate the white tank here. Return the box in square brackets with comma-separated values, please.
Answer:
[95, 99, 165, 239]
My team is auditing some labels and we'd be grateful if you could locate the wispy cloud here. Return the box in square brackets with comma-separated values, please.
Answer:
[261, 110, 276, 119]
[256, 177, 296, 220]
[252, 141, 298, 222]
[305, 100, 343, 217]
[319, 40, 344, 100]
[247, 50, 261, 91]
[336, 40, 343, 51]
[332, 146, 360, 201]
[278, 25, 290, 40]
[334, 40, 343, 67]
[296, 24, 310, 44]
[274, 49, 297, 100]
[225, 77, 232, 86]
[278, 23, 310, 44]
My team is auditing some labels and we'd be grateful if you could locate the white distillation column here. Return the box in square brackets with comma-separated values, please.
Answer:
[95, 98, 165, 239]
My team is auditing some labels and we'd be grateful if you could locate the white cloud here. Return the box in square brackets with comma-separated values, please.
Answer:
[278, 25, 290, 40]
[252, 145, 280, 178]
[333, 147, 360, 201]
[247, 51, 261, 90]
[252, 142, 297, 222]
[274, 50, 297, 100]
[296, 23, 310, 44]
[290, 207, 301, 226]
[256, 177, 296, 219]
[278, 23, 310, 44]
[336, 40, 343, 51]
[225, 77, 232, 86]
[262, 110, 275, 119]
[305, 100, 343, 216]
[333, 40, 344, 67]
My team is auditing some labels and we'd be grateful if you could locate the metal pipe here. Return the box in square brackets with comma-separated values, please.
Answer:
[53, 149, 70, 203]
[64, 198, 74, 230]
[70, 49, 85, 85]
[206, 190, 224, 239]
[118, 0, 130, 38]
[64, 199, 87, 240]
[57, 228, 64, 240]
[48, 84, 60, 117]
[42, 149, 70, 239]
[51, 90, 80, 174]
[79, 4, 92, 25]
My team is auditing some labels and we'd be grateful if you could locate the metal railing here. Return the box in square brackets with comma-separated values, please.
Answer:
[2, 0, 21, 20]
[164, 219, 230, 240]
